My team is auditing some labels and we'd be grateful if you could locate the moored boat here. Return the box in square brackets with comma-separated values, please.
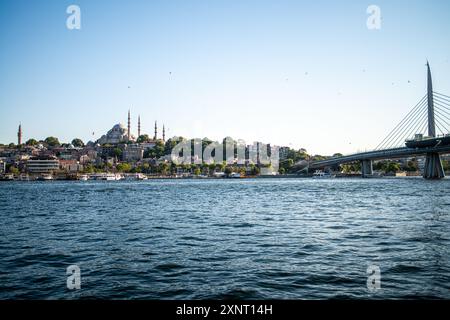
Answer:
[312, 170, 336, 179]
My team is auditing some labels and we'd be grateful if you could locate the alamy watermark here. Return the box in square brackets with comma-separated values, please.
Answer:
[367, 5, 381, 30]
[170, 138, 280, 175]
[66, 5, 81, 30]
[66, 265, 81, 290]
[367, 265, 381, 292]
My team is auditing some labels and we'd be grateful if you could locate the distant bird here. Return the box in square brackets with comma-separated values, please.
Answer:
[305, 72, 308, 76]
[362, 69, 366, 73]
[128, 86, 131, 88]
[408, 80, 411, 83]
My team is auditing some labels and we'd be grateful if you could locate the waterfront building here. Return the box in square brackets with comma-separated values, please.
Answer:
[26, 156, 60, 174]
[123, 144, 144, 162]
[140, 142, 156, 150]
[60, 160, 83, 173]
[279, 147, 290, 160]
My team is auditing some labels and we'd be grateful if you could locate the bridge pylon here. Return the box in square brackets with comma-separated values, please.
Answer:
[424, 63, 445, 180]
[361, 160, 373, 178]
[424, 153, 445, 179]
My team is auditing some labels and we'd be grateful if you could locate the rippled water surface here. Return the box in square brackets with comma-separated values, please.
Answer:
[0, 178, 449, 299]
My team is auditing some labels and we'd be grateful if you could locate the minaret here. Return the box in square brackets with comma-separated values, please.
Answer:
[426, 62, 436, 137]
[138, 115, 141, 138]
[154, 121, 158, 140]
[17, 123, 22, 145]
[127, 110, 131, 141]
[162, 125, 166, 142]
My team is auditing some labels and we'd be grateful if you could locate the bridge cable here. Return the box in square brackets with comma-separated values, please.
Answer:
[434, 107, 450, 130]
[433, 96, 450, 107]
[388, 107, 428, 148]
[375, 95, 427, 150]
[434, 101, 450, 115]
[389, 107, 429, 148]
[384, 106, 428, 149]
[433, 106, 450, 128]
[434, 117, 446, 136]
[375, 95, 426, 150]
[377, 98, 428, 149]
[434, 91, 450, 100]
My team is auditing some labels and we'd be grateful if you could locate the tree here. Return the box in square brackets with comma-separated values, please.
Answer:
[164, 137, 185, 156]
[137, 134, 150, 143]
[224, 167, 233, 176]
[386, 162, 401, 173]
[144, 140, 165, 158]
[113, 148, 123, 159]
[116, 162, 132, 172]
[279, 167, 286, 175]
[26, 139, 38, 146]
[45, 136, 60, 147]
[8, 166, 20, 175]
[71, 138, 84, 147]
[158, 162, 170, 175]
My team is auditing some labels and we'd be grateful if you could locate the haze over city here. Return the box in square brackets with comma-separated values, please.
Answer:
[1, 0, 450, 155]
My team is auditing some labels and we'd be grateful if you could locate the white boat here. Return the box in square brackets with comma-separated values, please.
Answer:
[18, 174, 30, 181]
[124, 173, 148, 180]
[38, 174, 54, 181]
[103, 173, 122, 181]
[312, 170, 336, 179]
[0, 174, 15, 181]
[78, 174, 89, 181]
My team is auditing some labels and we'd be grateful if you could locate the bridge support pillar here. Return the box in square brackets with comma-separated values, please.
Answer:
[361, 160, 373, 178]
[423, 153, 445, 180]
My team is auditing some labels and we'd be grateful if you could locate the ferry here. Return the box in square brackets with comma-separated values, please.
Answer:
[405, 133, 450, 148]
[312, 170, 336, 179]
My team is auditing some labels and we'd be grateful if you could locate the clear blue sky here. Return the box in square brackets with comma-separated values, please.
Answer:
[1, 0, 450, 155]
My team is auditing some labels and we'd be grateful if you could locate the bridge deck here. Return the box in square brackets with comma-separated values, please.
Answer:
[309, 145, 450, 169]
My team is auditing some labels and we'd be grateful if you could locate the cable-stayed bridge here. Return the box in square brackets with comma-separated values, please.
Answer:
[304, 63, 450, 180]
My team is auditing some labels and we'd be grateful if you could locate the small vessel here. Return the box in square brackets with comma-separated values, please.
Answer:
[78, 174, 89, 181]
[102, 173, 122, 181]
[124, 173, 147, 180]
[37, 174, 54, 181]
[0, 174, 15, 181]
[312, 170, 336, 179]
[229, 172, 242, 178]
[405, 134, 450, 148]
[18, 174, 30, 181]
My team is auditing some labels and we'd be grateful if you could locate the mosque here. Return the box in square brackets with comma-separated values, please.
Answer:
[96, 111, 165, 145]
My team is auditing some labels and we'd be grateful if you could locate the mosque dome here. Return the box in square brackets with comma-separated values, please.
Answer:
[97, 123, 133, 145]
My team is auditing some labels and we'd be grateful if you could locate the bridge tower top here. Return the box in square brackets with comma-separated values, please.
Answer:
[427, 62, 436, 137]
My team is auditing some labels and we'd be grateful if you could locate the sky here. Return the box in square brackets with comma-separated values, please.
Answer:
[1, 0, 450, 155]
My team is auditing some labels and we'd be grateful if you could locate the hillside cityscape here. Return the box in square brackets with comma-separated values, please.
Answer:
[1, 110, 449, 181]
